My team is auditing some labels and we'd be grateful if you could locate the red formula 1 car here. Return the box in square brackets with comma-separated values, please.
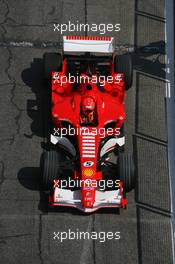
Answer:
[40, 36, 135, 213]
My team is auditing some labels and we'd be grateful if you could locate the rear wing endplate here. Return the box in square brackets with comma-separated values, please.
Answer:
[63, 36, 114, 53]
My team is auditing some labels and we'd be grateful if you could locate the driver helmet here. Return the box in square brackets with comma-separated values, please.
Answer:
[82, 96, 95, 116]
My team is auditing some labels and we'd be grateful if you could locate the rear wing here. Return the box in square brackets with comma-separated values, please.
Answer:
[63, 36, 114, 53]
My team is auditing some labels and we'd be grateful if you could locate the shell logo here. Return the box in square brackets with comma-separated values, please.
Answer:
[83, 168, 94, 177]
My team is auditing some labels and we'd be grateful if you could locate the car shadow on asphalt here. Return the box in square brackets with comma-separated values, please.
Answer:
[21, 57, 52, 143]
[19, 57, 55, 213]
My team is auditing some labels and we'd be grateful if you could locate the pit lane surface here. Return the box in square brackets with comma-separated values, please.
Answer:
[0, 1, 173, 264]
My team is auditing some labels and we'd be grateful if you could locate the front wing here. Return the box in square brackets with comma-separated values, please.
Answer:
[49, 187, 127, 213]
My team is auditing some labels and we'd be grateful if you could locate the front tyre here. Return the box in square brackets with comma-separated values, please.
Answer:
[118, 152, 135, 192]
[40, 151, 59, 190]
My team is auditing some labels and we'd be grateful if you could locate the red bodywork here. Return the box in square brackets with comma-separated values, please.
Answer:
[50, 58, 127, 210]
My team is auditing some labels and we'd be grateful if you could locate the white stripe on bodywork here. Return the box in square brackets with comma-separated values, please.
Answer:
[82, 139, 95, 142]
[82, 146, 95, 150]
[82, 136, 95, 139]
[82, 155, 95, 158]
[82, 143, 95, 146]
[82, 151, 95, 154]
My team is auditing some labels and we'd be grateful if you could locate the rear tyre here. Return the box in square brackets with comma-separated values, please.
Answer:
[118, 152, 135, 192]
[43, 52, 62, 82]
[40, 151, 59, 190]
[114, 54, 133, 89]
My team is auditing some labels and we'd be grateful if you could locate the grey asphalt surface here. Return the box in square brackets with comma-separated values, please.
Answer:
[0, 1, 173, 264]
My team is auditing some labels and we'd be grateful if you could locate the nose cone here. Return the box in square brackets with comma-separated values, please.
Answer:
[82, 188, 96, 208]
